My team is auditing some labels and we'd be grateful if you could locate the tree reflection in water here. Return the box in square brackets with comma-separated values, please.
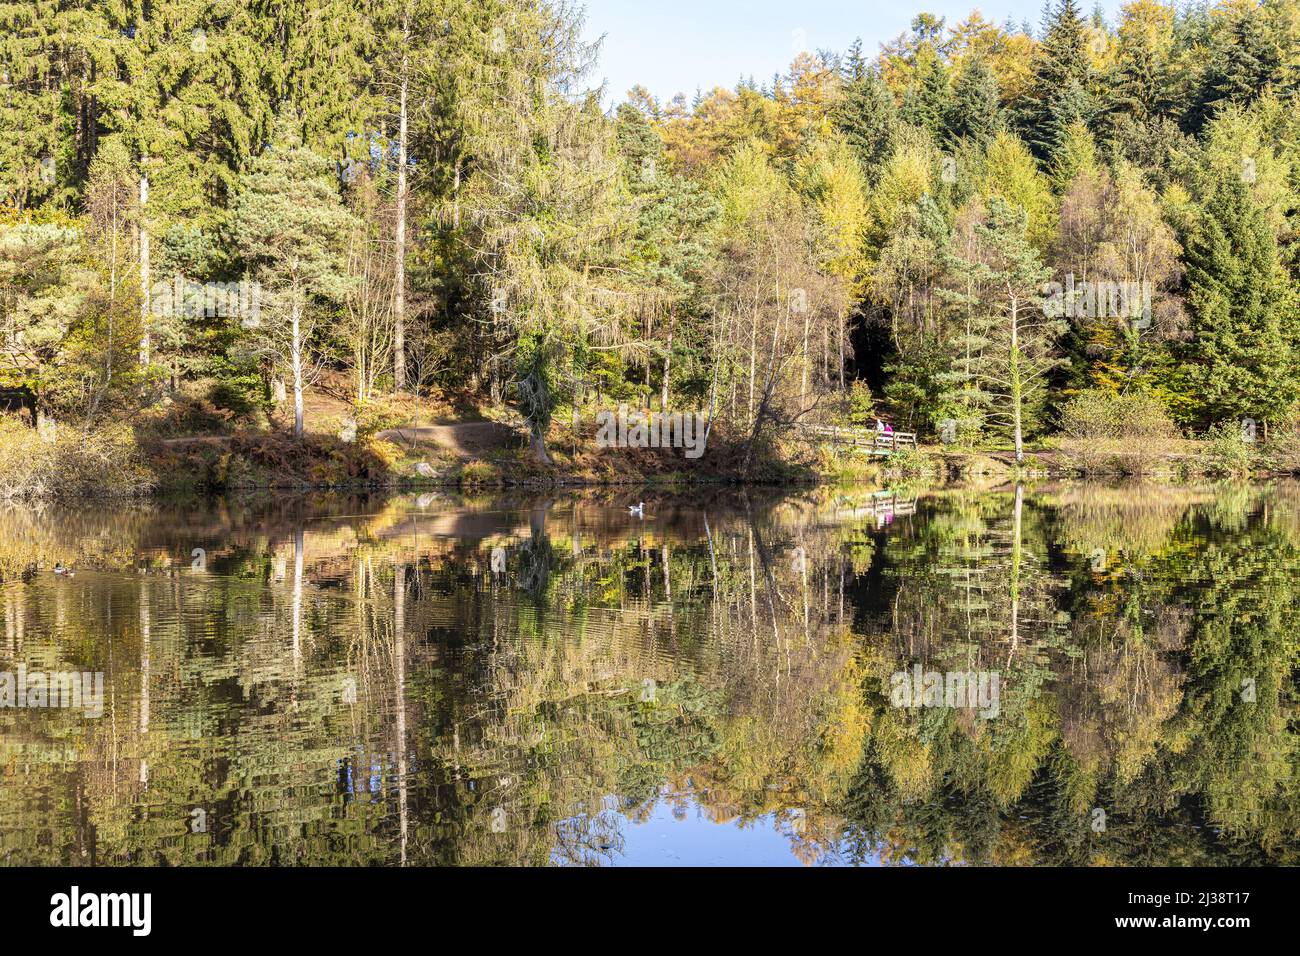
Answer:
[0, 482, 1297, 865]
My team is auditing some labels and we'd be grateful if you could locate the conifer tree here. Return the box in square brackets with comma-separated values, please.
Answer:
[834, 62, 899, 179]
[1181, 169, 1297, 430]
[1021, 0, 1096, 164]
[0, 1, 77, 210]
[942, 197, 1063, 462]
[945, 55, 1003, 147]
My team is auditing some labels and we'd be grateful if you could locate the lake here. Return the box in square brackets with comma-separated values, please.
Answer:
[1, 482, 1297, 866]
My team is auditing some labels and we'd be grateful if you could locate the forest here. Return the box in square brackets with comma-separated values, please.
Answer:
[2, 0, 1300, 493]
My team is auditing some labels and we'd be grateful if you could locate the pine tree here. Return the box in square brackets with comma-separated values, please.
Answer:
[1181, 170, 1297, 429]
[941, 197, 1063, 462]
[259, 0, 381, 157]
[835, 64, 898, 178]
[945, 55, 1003, 148]
[1021, 0, 1097, 164]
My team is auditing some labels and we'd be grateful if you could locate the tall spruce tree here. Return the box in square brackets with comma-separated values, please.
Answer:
[899, 48, 951, 140]
[1021, 0, 1096, 164]
[945, 55, 1003, 147]
[1192, 4, 1283, 129]
[1181, 169, 1297, 429]
[0, 1, 78, 211]
[835, 62, 898, 179]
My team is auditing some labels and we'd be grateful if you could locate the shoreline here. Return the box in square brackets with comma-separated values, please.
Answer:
[3, 415, 1295, 502]
[4, 460, 1296, 503]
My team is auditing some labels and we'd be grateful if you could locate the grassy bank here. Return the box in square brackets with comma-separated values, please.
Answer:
[3, 381, 1297, 501]
[4, 412, 1296, 502]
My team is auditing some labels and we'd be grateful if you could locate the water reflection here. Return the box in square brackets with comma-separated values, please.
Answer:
[0, 483, 1297, 866]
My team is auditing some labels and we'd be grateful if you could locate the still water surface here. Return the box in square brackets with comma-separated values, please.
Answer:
[1, 483, 1297, 866]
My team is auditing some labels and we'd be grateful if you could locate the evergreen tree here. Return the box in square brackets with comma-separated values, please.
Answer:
[0, 222, 90, 425]
[1106, 0, 1175, 129]
[0, 1, 78, 210]
[1021, 0, 1097, 164]
[899, 48, 951, 140]
[945, 55, 1003, 147]
[1180, 170, 1297, 429]
[942, 197, 1064, 462]
[1192, 4, 1282, 129]
[834, 63, 898, 179]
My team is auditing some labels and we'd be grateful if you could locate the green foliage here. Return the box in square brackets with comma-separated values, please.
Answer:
[2, 0, 1300, 482]
[1180, 169, 1296, 428]
[835, 62, 898, 178]
[1201, 420, 1258, 476]
[848, 379, 874, 426]
[1059, 389, 1179, 441]
[1020, 0, 1098, 164]
[945, 55, 1003, 147]
[941, 197, 1063, 456]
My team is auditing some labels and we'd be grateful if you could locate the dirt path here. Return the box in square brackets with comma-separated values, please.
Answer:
[157, 435, 234, 448]
[378, 422, 519, 456]
[154, 421, 519, 459]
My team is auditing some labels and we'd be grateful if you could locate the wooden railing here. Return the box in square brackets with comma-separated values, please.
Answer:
[800, 423, 918, 452]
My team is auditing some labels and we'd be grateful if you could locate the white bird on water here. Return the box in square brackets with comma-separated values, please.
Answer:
[628, 502, 645, 518]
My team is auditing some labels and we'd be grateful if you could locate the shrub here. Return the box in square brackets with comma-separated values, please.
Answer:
[1060, 390, 1178, 441]
[1201, 421, 1257, 476]
[848, 380, 874, 427]
[1058, 390, 1181, 475]
[208, 377, 264, 418]
[1263, 422, 1300, 474]
[0, 416, 154, 500]
[458, 459, 502, 487]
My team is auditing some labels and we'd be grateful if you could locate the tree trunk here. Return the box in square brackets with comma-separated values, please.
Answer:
[800, 301, 810, 410]
[394, 559, 408, 865]
[529, 428, 552, 465]
[138, 173, 150, 366]
[139, 582, 150, 786]
[292, 525, 304, 670]
[1008, 482, 1023, 666]
[661, 309, 675, 411]
[1010, 297, 1024, 465]
[392, 13, 410, 392]
[292, 296, 305, 439]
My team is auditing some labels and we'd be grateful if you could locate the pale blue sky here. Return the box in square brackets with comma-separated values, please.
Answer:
[581, 0, 1127, 105]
